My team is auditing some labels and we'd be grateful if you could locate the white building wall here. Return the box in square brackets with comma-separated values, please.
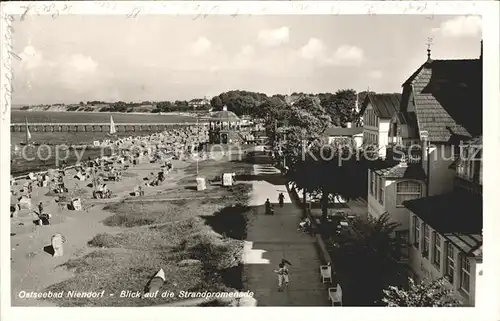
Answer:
[377, 119, 391, 159]
[473, 261, 483, 307]
[424, 144, 456, 196]
[408, 217, 478, 306]
[383, 179, 424, 231]
[367, 171, 425, 231]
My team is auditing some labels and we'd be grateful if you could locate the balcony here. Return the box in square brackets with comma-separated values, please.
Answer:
[454, 176, 482, 196]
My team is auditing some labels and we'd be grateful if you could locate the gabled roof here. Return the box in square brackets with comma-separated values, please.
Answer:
[360, 93, 401, 119]
[392, 111, 419, 138]
[403, 58, 482, 143]
[189, 98, 208, 103]
[285, 94, 305, 105]
[373, 163, 426, 180]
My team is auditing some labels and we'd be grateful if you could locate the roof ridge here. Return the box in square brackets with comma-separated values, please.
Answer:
[432, 58, 480, 62]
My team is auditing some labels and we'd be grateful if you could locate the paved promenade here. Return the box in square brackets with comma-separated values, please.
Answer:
[242, 164, 330, 306]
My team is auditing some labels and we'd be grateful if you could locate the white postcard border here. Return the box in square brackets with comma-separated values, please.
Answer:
[1, 1, 498, 321]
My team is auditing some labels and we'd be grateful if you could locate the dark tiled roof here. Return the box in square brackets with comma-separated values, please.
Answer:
[285, 94, 307, 105]
[360, 93, 402, 119]
[465, 136, 482, 145]
[405, 59, 482, 143]
[324, 126, 363, 136]
[373, 163, 426, 180]
[394, 111, 419, 138]
[403, 191, 482, 235]
[403, 190, 483, 256]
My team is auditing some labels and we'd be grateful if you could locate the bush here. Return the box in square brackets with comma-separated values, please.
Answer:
[88, 233, 121, 248]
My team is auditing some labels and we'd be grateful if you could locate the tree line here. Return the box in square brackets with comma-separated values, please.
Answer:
[209, 89, 371, 128]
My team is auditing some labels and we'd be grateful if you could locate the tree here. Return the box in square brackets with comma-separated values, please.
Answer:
[382, 278, 461, 307]
[332, 213, 407, 305]
[174, 100, 188, 107]
[287, 140, 369, 218]
[210, 96, 223, 109]
[321, 89, 357, 127]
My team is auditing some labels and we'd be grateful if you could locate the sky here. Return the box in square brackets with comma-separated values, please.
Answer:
[11, 14, 482, 105]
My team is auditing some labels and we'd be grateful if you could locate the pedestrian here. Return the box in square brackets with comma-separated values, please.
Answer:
[38, 202, 44, 215]
[265, 198, 273, 215]
[274, 262, 289, 291]
[278, 192, 284, 207]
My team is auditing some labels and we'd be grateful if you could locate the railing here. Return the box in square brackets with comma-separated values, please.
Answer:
[454, 176, 482, 196]
[11, 122, 206, 127]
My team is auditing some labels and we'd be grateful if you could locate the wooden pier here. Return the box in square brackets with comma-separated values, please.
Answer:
[10, 122, 208, 133]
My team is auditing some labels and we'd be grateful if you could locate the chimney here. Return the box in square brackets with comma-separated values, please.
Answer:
[346, 122, 352, 128]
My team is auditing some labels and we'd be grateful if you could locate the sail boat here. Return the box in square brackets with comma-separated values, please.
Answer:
[108, 116, 117, 136]
[20, 118, 38, 146]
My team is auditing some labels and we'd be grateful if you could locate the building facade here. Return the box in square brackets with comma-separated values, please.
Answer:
[324, 125, 363, 149]
[366, 48, 482, 269]
[404, 137, 483, 306]
[188, 98, 210, 108]
[360, 93, 401, 158]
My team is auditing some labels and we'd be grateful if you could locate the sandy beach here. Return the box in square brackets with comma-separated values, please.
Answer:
[10, 124, 258, 307]
[10, 155, 193, 306]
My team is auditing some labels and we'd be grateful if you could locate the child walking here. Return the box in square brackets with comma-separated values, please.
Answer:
[274, 262, 289, 291]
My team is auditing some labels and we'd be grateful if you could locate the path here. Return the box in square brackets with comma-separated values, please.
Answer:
[242, 163, 330, 306]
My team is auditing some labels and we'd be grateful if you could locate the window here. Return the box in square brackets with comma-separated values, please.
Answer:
[422, 224, 429, 259]
[370, 172, 375, 195]
[432, 232, 442, 269]
[445, 242, 455, 284]
[396, 181, 422, 206]
[412, 215, 420, 249]
[460, 255, 470, 293]
[378, 177, 384, 205]
[392, 123, 398, 138]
